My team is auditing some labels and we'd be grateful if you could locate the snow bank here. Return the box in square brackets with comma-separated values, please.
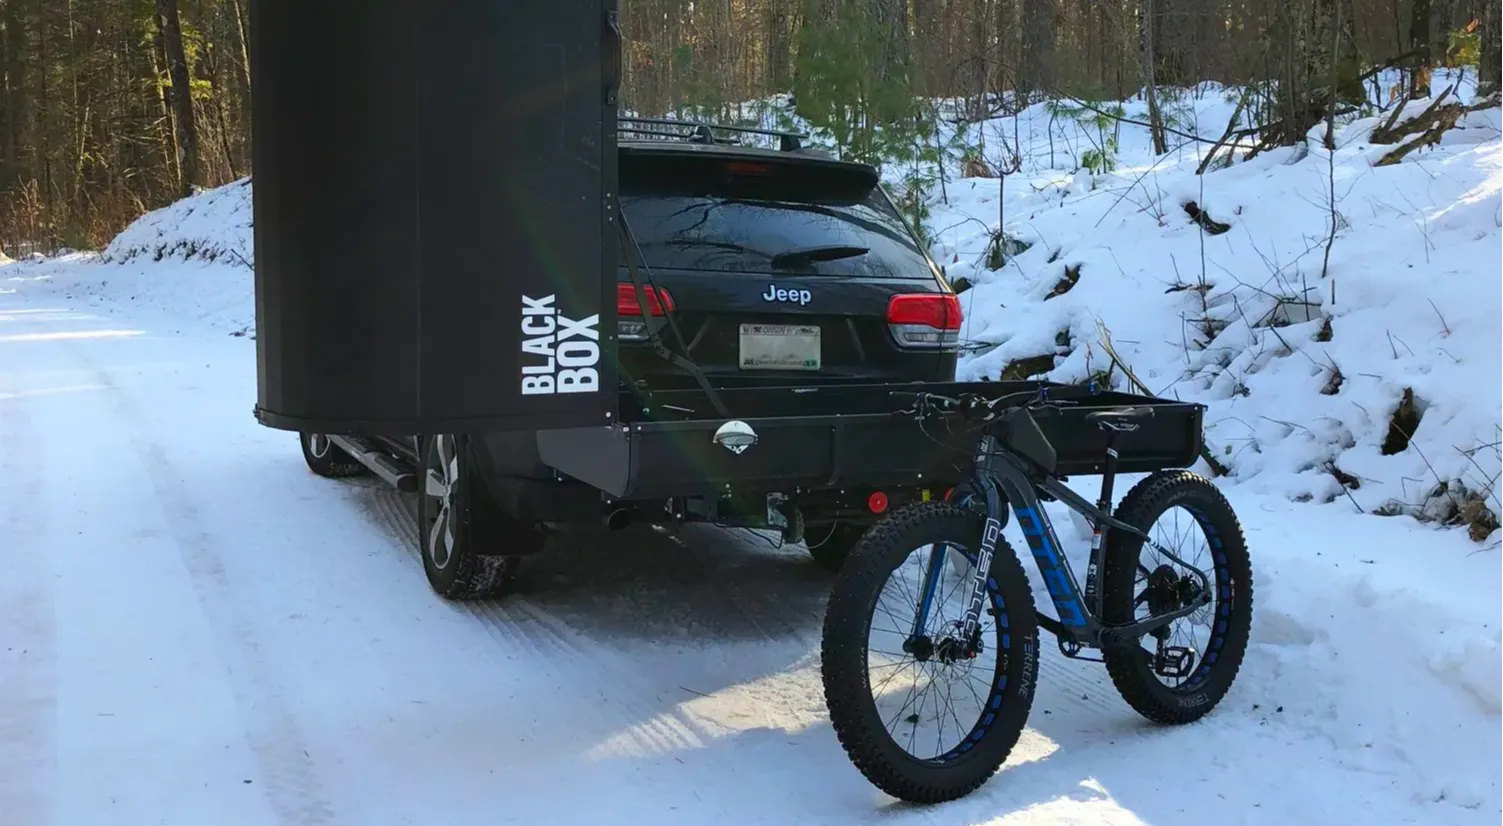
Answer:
[930, 79, 1502, 542]
[102, 178, 254, 268]
[0, 179, 257, 333]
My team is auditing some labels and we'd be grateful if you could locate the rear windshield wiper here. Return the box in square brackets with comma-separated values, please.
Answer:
[656, 239, 757, 254]
[770, 245, 870, 269]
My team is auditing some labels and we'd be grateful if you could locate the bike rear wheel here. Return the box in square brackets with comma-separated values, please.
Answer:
[1100, 471, 1253, 724]
[821, 502, 1039, 804]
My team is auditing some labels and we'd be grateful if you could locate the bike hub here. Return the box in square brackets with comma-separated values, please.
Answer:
[1146, 564, 1205, 611]
[902, 635, 935, 662]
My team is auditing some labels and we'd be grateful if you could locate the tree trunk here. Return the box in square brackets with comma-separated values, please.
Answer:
[1480, 0, 1501, 98]
[149, 18, 180, 189]
[1139, 0, 1168, 153]
[157, 0, 198, 197]
[877, 0, 910, 102]
[1, 0, 28, 190]
[228, 0, 253, 115]
[1410, 0, 1434, 97]
[766, 0, 791, 92]
[1019, 0, 1056, 102]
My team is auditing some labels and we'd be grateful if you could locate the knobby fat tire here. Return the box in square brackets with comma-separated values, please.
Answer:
[821, 502, 1040, 804]
[1100, 471, 1255, 724]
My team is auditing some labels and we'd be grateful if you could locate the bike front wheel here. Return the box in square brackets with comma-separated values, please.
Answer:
[821, 502, 1040, 804]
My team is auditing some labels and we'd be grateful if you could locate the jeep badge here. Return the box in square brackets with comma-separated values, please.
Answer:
[762, 285, 812, 306]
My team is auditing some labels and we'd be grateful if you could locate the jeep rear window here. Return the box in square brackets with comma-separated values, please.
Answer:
[617, 157, 935, 279]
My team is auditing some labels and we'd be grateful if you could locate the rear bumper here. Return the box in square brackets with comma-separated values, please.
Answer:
[469, 428, 945, 527]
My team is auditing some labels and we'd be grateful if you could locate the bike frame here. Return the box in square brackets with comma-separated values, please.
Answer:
[917, 430, 1213, 651]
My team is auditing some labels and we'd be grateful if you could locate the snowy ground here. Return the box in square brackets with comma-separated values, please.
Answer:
[3, 75, 1501, 826]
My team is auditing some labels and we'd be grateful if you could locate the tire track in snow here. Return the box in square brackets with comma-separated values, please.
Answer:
[71, 346, 335, 826]
[362, 481, 1123, 755]
[0, 392, 56, 826]
[361, 482, 1129, 751]
[1033, 646, 1127, 723]
[360, 486, 714, 759]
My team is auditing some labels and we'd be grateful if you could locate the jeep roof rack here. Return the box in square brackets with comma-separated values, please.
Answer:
[618, 116, 809, 152]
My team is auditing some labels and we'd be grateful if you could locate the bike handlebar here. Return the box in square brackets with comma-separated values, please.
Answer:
[890, 388, 1059, 422]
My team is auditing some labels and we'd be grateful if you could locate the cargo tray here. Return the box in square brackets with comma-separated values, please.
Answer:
[536, 380, 1204, 500]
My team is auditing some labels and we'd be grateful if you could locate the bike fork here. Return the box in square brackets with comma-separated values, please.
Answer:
[927, 438, 1005, 647]
[911, 441, 1005, 647]
[954, 475, 1006, 646]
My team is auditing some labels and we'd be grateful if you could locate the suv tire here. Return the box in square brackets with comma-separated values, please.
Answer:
[299, 433, 365, 478]
[417, 434, 543, 600]
[806, 522, 867, 572]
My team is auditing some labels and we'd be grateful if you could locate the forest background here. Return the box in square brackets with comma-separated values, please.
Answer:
[0, 0, 1496, 255]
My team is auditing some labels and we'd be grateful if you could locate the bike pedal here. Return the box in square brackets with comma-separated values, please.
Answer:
[1154, 646, 1197, 678]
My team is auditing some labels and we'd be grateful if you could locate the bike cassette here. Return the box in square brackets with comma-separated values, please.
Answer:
[1153, 645, 1198, 679]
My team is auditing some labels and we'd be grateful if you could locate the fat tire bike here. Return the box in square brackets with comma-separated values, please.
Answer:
[819, 387, 1254, 803]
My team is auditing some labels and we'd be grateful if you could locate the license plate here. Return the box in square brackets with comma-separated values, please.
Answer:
[739, 323, 821, 371]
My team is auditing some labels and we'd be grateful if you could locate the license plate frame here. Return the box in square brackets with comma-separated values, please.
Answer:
[738, 323, 822, 371]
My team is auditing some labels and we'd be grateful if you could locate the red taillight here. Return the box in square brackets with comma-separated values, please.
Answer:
[868, 491, 889, 514]
[887, 293, 963, 330]
[617, 283, 675, 317]
[887, 293, 962, 349]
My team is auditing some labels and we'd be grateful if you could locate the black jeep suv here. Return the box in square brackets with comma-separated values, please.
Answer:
[297, 120, 963, 599]
[611, 130, 960, 386]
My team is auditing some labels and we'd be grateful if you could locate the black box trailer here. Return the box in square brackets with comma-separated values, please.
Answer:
[250, 0, 619, 434]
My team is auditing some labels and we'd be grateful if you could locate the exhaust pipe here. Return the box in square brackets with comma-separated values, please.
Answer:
[605, 507, 634, 531]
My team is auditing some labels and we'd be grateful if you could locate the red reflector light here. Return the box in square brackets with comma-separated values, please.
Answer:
[943, 487, 955, 501]
[617, 283, 675, 317]
[724, 161, 773, 176]
[868, 491, 889, 513]
[886, 293, 962, 330]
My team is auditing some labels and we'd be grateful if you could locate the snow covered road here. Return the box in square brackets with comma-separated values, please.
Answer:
[1, 279, 1498, 826]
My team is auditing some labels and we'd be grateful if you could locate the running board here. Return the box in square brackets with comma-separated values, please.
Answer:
[329, 435, 419, 493]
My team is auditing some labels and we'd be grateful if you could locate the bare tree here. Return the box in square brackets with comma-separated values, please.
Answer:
[157, 0, 199, 196]
[1139, 0, 1169, 154]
